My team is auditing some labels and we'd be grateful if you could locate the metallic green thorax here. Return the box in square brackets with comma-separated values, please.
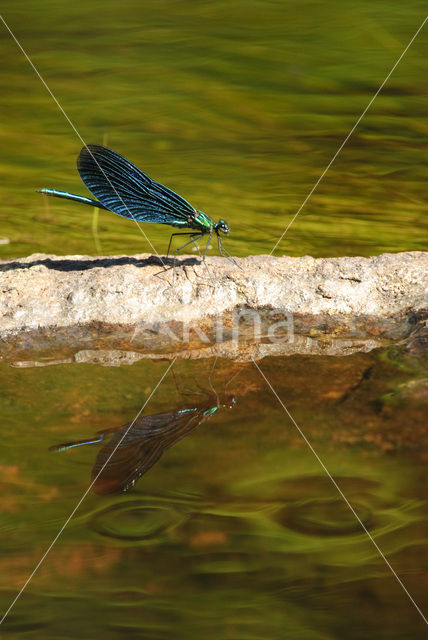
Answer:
[183, 210, 230, 237]
[185, 209, 216, 232]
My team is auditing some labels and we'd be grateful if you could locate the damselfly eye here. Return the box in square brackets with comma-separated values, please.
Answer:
[218, 219, 229, 235]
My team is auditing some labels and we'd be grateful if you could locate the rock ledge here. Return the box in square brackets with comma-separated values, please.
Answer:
[0, 251, 426, 363]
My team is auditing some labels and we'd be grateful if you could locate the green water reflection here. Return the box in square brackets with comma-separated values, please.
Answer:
[0, 351, 427, 638]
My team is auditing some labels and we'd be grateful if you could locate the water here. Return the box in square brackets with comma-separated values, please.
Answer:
[0, 1, 427, 638]
[0, 2, 427, 259]
[1, 350, 427, 637]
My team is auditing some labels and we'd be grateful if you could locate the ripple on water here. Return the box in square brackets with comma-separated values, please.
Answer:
[274, 498, 373, 537]
[89, 500, 182, 542]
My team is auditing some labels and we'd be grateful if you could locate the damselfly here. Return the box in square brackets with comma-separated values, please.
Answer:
[50, 393, 236, 495]
[38, 145, 233, 262]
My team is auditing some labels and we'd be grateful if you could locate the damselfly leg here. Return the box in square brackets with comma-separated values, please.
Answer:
[167, 232, 202, 259]
[218, 235, 242, 269]
[171, 232, 205, 284]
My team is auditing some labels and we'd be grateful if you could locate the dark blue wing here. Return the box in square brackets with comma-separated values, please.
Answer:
[77, 144, 196, 225]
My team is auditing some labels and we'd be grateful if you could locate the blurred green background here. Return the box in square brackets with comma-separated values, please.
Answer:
[0, 1, 427, 260]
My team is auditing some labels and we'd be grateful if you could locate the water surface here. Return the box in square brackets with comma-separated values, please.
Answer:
[0, 1, 427, 259]
[1, 350, 427, 638]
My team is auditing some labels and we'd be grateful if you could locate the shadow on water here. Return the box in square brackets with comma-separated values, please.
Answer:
[50, 391, 236, 495]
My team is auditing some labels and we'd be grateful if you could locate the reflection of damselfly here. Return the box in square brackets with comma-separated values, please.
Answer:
[50, 393, 236, 495]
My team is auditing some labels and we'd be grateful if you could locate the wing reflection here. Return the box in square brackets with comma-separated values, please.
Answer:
[50, 394, 236, 495]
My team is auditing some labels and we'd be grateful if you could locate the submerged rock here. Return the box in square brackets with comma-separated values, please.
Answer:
[0, 251, 426, 363]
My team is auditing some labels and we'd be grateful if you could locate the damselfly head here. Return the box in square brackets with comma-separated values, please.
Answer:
[216, 219, 229, 235]
[218, 393, 236, 409]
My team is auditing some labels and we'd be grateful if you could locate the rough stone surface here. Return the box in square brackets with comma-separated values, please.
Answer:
[0, 251, 426, 363]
